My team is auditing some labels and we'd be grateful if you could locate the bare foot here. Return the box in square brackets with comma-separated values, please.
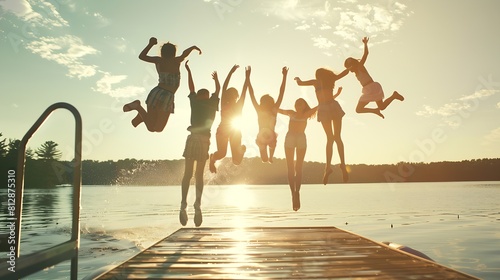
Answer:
[393, 91, 404, 101]
[375, 109, 385, 119]
[295, 190, 301, 211]
[131, 113, 143, 127]
[340, 164, 349, 183]
[322, 167, 333, 185]
[123, 100, 140, 112]
[291, 191, 297, 211]
[209, 154, 217, 173]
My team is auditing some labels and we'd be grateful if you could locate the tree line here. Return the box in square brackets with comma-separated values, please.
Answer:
[1, 133, 499, 188]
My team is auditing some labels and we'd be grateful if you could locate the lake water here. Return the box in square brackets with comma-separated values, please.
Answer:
[1, 181, 499, 279]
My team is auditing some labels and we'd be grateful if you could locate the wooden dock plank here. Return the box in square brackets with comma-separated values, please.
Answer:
[96, 227, 478, 279]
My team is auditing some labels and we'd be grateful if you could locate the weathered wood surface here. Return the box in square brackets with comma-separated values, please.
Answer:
[97, 227, 478, 279]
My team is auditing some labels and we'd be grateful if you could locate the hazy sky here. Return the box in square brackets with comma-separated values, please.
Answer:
[1, 0, 499, 165]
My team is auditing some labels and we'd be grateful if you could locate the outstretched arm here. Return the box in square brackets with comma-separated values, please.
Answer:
[305, 106, 318, 118]
[184, 60, 195, 93]
[179, 45, 202, 61]
[139, 37, 160, 63]
[294, 77, 316, 87]
[238, 71, 248, 109]
[246, 66, 259, 110]
[275, 67, 288, 108]
[336, 68, 350, 80]
[332, 86, 343, 99]
[222, 64, 239, 93]
[278, 109, 294, 116]
[212, 71, 221, 98]
[360, 37, 369, 65]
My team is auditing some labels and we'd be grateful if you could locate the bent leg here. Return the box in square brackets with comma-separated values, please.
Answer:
[210, 128, 229, 173]
[131, 113, 143, 127]
[152, 111, 170, 132]
[268, 146, 276, 163]
[229, 130, 245, 165]
[356, 101, 384, 118]
[259, 145, 269, 162]
[378, 91, 404, 111]
[123, 100, 140, 112]
[138, 103, 159, 132]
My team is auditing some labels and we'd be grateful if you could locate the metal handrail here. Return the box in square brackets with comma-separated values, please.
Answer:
[0, 102, 82, 280]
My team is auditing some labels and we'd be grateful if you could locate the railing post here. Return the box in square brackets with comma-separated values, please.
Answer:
[13, 102, 82, 280]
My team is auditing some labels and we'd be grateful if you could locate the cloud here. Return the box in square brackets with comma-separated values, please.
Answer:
[25, 35, 99, 79]
[335, 3, 407, 42]
[482, 127, 500, 145]
[312, 36, 335, 49]
[416, 103, 471, 118]
[0, 0, 32, 17]
[416, 88, 499, 127]
[459, 89, 498, 101]
[261, 0, 410, 52]
[0, 0, 68, 28]
[93, 72, 145, 98]
[295, 23, 310, 30]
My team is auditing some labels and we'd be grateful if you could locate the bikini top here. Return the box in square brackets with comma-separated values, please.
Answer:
[158, 72, 180, 88]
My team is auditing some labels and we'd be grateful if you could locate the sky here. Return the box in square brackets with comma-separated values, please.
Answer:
[1, 0, 499, 165]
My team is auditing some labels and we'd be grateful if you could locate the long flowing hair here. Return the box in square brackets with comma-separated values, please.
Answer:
[295, 98, 316, 119]
[315, 68, 337, 89]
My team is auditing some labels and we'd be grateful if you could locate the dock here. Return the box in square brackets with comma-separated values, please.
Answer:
[95, 227, 478, 279]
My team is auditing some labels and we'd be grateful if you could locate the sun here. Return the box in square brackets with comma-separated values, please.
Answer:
[230, 116, 243, 130]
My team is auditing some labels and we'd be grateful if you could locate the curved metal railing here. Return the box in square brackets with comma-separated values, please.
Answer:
[0, 102, 82, 280]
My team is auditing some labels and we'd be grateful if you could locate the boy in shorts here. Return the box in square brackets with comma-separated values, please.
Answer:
[179, 60, 220, 227]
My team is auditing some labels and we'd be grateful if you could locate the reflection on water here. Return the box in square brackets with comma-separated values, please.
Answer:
[0, 182, 499, 279]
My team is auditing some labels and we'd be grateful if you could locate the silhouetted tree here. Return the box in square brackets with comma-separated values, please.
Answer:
[6, 139, 20, 161]
[26, 148, 35, 160]
[0, 133, 7, 158]
[35, 141, 62, 160]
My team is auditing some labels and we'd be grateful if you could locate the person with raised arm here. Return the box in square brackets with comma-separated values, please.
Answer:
[247, 66, 288, 163]
[295, 67, 349, 184]
[278, 97, 317, 211]
[209, 65, 247, 173]
[123, 37, 201, 132]
[344, 37, 404, 119]
[179, 60, 220, 227]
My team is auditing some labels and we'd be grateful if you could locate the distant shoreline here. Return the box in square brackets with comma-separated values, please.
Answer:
[3, 157, 499, 188]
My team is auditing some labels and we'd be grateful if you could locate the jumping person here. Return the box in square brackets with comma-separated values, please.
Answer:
[278, 98, 317, 211]
[123, 37, 201, 132]
[209, 65, 247, 173]
[247, 66, 288, 163]
[344, 37, 404, 119]
[179, 60, 219, 227]
[295, 68, 349, 184]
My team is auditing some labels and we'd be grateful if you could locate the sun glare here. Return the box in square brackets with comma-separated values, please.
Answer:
[230, 116, 243, 130]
